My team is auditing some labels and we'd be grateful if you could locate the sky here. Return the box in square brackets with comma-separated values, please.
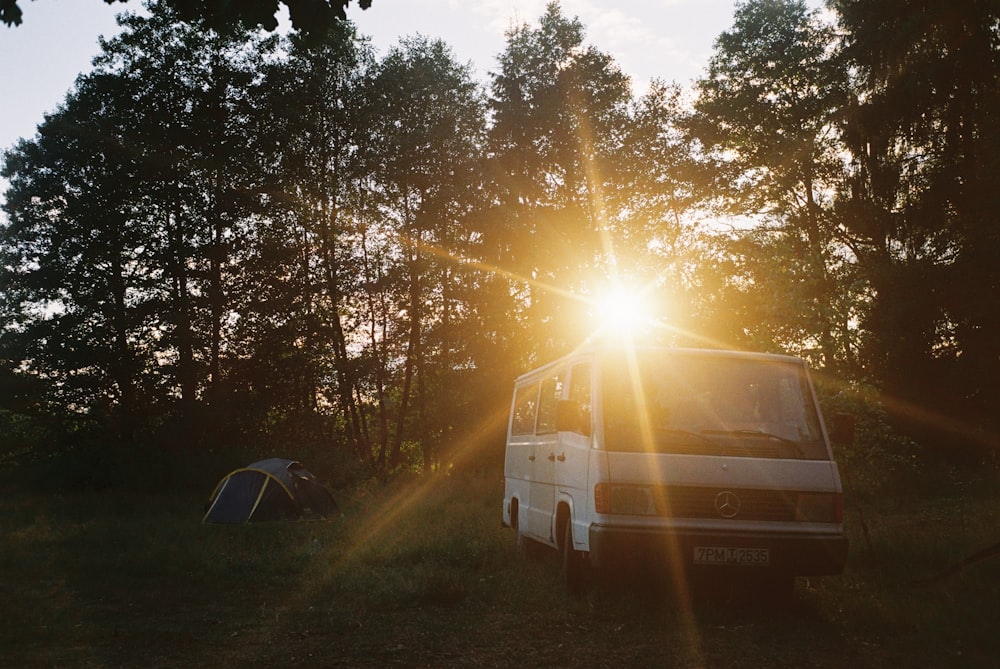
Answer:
[0, 0, 772, 158]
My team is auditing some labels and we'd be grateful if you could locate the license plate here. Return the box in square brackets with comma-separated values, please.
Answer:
[694, 546, 770, 566]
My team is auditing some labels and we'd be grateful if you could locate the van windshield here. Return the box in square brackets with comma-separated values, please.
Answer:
[601, 351, 827, 459]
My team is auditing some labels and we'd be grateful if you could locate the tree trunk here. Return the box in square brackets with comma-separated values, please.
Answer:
[389, 224, 423, 468]
[170, 204, 197, 418]
[108, 220, 136, 441]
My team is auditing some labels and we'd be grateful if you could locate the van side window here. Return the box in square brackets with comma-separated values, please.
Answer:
[535, 373, 564, 434]
[777, 374, 823, 441]
[511, 383, 539, 435]
[569, 363, 592, 435]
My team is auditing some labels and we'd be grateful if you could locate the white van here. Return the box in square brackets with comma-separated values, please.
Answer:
[502, 346, 848, 590]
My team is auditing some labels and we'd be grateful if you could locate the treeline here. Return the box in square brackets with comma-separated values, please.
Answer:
[2, 0, 998, 479]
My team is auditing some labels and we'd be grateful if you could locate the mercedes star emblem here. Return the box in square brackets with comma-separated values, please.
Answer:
[714, 490, 741, 518]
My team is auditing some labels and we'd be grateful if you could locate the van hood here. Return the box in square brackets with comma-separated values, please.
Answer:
[607, 452, 842, 493]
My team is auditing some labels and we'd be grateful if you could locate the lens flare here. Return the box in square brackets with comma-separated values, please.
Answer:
[593, 284, 655, 340]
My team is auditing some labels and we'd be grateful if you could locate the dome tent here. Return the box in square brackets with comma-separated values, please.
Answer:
[203, 458, 340, 524]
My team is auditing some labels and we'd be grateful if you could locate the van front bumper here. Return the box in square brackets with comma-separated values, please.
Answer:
[588, 524, 848, 576]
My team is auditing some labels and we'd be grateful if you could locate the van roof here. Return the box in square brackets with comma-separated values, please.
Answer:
[514, 346, 807, 384]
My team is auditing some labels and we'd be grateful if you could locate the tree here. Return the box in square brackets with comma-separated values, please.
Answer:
[614, 81, 706, 346]
[1, 74, 157, 437]
[832, 0, 1000, 449]
[360, 35, 487, 472]
[488, 1, 635, 361]
[249, 20, 374, 457]
[93, 4, 278, 429]
[689, 0, 855, 369]
[2, 0, 372, 36]
[1, 2, 278, 442]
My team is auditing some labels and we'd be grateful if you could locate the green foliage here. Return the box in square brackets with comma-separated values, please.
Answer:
[487, 2, 645, 360]
[3, 0, 1000, 472]
[815, 376, 922, 496]
[0, 409, 54, 468]
[831, 0, 1000, 446]
[689, 0, 854, 370]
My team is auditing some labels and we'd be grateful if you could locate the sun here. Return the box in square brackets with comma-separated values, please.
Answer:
[592, 283, 656, 341]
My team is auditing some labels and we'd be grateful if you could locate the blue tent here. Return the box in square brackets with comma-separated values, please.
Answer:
[203, 458, 340, 524]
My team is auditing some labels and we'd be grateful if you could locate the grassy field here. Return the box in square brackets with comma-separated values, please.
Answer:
[2, 462, 1000, 668]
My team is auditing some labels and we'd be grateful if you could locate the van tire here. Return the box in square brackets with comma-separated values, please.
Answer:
[561, 519, 587, 594]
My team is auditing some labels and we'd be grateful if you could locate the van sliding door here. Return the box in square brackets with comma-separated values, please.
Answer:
[556, 363, 592, 549]
[527, 371, 562, 542]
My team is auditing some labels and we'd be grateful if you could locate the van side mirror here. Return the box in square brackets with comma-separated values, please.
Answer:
[829, 412, 856, 446]
[556, 399, 590, 436]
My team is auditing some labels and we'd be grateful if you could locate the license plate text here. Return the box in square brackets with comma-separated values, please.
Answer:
[694, 546, 770, 566]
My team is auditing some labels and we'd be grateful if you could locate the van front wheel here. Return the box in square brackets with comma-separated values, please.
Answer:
[561, 520, 588, 594]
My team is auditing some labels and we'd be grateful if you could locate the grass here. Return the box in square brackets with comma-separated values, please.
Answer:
[2, 463, 1000, 668]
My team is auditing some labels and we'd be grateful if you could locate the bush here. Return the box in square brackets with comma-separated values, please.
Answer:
[816, 380, 922, 496]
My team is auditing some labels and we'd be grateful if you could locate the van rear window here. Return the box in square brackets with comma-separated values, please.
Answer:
[602, 351, 827, 459]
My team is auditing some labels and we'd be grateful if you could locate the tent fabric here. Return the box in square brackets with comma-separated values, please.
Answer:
[203, 458, 340, 524]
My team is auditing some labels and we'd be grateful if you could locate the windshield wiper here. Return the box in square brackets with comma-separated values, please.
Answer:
[656, 428, 718, 446]
[700, 429, 805, 456]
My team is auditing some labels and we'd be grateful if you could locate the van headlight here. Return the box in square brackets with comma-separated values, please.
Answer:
[794, 492, 842, 523]
[594, 483, 656, 515]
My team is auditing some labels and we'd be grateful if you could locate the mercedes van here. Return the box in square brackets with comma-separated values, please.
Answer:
[501, 346, 848, 590]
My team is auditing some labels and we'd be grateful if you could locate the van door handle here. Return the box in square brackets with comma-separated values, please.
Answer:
[557, 453, 566, 462]
[547, 453, 556, 462]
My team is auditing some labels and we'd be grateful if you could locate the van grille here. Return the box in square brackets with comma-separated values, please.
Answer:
[655, 486, 797, 521]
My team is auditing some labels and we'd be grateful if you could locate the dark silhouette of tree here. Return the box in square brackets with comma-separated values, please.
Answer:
[361, 36, 487, 472]
[1, 74, 154, 437]
[250, 20, 374, 458]
[2, 0, 372, 36]
[94, 4, 277, 433]
[833, 0, 1000, 450]
[2, 2, 277, 443]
